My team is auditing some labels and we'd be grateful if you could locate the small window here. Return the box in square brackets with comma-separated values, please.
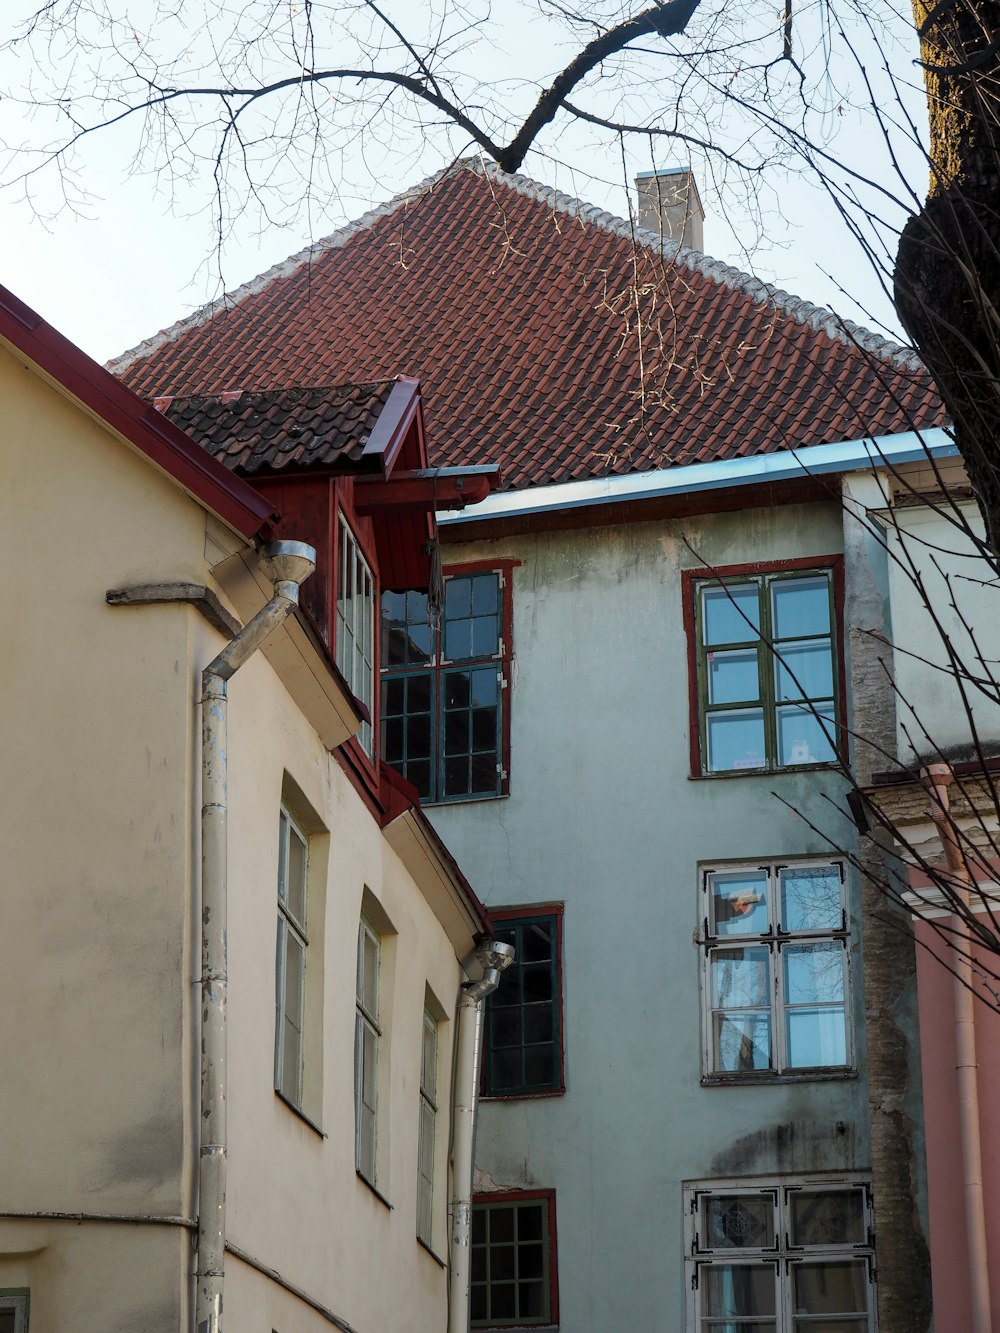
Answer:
[336, 515, 376, 756]
[701, 861, 851, 1077]
[686, 1180, 875, 1331]
[416, 1008, 439, 1246]
[275, 807, 309, 1107]
[687, 565, 840, 774]
[355, 916, 381, 1183]
[381, 567, 511, 802]
[0, 1291, 29, 1333]
[484, 911, 563, 1098]
[471, 1193, 557, 1328]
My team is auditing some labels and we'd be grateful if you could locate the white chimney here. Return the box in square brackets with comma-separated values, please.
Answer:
[635, 168, 704, 253]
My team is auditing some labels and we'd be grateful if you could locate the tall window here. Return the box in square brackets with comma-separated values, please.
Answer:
[0, 1291, 29, 1333]
[355, 916, 381, 1183]
[686, 1179, 875, 1331]
[381, 568, 509, 802]
[416, 1008, 439, 1246]
[471, 1192, 558, 1329]
[275, 807, 309, 1107]
[336, 516, 375, 756]
[484, 911, 563, 1097]
[701, 861, 850, 1077]
[688, 565, 840, 774]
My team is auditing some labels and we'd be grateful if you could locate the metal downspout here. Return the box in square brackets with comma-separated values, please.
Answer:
[449, 940, 515, 1333]
[197, 541, 316, 1333]
[922, 763, 992, 1333]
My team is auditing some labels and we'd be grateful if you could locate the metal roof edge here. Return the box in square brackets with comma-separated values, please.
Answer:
[437, 428, 957, 526]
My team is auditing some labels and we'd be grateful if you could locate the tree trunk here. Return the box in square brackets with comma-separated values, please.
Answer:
[895, 0, 1000, 560]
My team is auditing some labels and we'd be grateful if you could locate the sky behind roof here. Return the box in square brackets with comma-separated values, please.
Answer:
[0, 0, 927, 365]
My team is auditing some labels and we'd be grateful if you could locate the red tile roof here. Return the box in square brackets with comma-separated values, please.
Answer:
[155, 381, 396, 473]
[112, 160, 945, 491]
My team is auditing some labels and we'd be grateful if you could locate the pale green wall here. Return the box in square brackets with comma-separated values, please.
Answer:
[433, 500, 869, 1332]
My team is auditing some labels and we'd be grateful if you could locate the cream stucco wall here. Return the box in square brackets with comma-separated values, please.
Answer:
[1, 339, 477, 1332]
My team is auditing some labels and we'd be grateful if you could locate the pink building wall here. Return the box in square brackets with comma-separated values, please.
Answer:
[915, 920, 1000, 1333]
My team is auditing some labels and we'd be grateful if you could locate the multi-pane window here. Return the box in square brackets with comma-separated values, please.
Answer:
[692, 568, 839, 773]
[274, 807, 308, 1107]
[381, 569, 508, 802]
[484, 913, 562, 1097]
[471, 1194, 557, 1328]
[686, 1180, 875, 1331]
[336, 516, 375, 756]
[0, 1292, 28, 1333]
[355, 917, 381, 1183]
[702, 862, 850, 1077]
[416, 1008, 439, 1246]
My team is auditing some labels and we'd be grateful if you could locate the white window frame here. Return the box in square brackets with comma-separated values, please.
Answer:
[684, 1177, 876, 1333]
[416, 1008, 439, 1246]
[355, 916, 381, 1183]
[700, 859, 852, 1078]
[336, 515, 375, 756]
[0, 1290, 29, 1333]
[274, 807, 309, 1107]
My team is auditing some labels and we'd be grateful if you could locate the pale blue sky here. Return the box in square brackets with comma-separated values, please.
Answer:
[0, 0, 927, 362]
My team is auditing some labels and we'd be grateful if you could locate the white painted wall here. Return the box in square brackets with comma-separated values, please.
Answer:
[882, 500, 1000, 765]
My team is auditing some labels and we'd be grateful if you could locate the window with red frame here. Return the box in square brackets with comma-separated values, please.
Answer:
[483, 909, 564, 1098]
[686, 564, 843, 775]
[471, 1191, 558, 1328]
[380, 567, 511, 802]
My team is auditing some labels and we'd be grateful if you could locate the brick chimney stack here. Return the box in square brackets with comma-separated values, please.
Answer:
[635, 168, 704, 253]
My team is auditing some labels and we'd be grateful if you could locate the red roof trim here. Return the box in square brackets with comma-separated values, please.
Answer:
[361, 376, 422, 474]
[0, 286, 276, 539]
[378, 762, 491, 932]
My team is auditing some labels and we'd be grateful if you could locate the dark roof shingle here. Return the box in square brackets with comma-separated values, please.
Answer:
[112, 161, 945, 489]
[155, 382, 396, 473]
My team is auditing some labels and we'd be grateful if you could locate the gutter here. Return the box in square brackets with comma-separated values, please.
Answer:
[448, 940, 515, 1333]
[197, 540, 316, 1333]
[437, 427, 955, 526]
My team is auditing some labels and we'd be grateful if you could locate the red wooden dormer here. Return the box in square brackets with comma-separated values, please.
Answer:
[153, 377, 499, 808]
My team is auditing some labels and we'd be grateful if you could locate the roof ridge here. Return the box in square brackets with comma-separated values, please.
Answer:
[108, 154, 922, 377]
[472, 160, 923, 373]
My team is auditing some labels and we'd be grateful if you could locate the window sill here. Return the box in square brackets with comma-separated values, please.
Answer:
[688, 761, 841, 781]
[473, 1325, 558, 1332]
[422, 791, 510, 809]
[274, 1089, 326, 1139]
[417, 1236, 447, 1268]
[701, 1068, 857, 1087]
[481, 1087, 565, 1102]
[357, 1170, 393, 1211]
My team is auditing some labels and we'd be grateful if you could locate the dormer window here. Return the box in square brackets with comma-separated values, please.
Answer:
[336, 515, 375, 756]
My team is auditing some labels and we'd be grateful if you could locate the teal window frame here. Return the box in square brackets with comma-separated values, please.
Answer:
[416, 1007, 439, 1246]
[0, 1291, 29, 1333]
[380, 566, 511, 803]
[688, 562, 843, 776]
[355, 916, 381, 1184]
[483, 910, 564, 1098]
[274, 806, 309, 1108]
